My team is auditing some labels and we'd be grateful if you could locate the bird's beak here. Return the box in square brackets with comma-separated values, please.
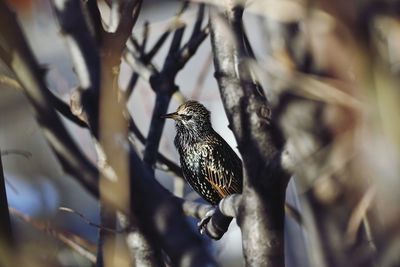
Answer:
[161, 112, 181, 120]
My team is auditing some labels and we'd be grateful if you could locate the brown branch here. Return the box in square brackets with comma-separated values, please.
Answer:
[345, 186, 376, 245]
[95, 1, 147, 266]
[95, 2, 216, 266]
[0, 74, 22, 90]
[103, 0, 143, 57]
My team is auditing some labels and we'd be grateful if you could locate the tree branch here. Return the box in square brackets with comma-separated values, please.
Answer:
[127, 114, 183, 178]
[52, 0, 101, 135]
[128, 148, 217, 266]
[0, 0, 100, 199]
[0, 3, 217, 266]
[142, 4, 208, 169]
[85, 0, 104, 44]
[209, 3, 290, 266]
[0, 73, 88, 128]
[48, 90, 88, 127]
[10, 207, 96, 263]
[0, 148, 16, 267]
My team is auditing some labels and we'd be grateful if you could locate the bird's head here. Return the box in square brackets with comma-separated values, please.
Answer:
[161, 100, 212, 135]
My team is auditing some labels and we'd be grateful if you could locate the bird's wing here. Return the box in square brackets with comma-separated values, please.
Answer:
[198, 139, 242, 199]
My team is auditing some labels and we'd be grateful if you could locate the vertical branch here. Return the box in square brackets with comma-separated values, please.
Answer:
[0, 151, 15, 267]
[142, 25, 185, 169]
[98, 1, 145, 266]
[85, 0, 104, 44]
[142, 90, 174, 169]
[122, 4, 216, 266]
[50, 0, 162, 266]
[209, 4, 289, 266]
[96, 206, 118, 267]
[127, 151, 217, 267]
[142, 4, 208, 169]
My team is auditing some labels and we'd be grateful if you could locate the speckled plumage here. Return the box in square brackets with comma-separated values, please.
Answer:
[165, 101, 242, 205]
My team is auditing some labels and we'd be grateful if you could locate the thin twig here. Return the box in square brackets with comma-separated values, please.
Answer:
[0, 74, 88, 128]
[0, 147, 15, 264]
[345, 186, 376, 245]
[59, 207, 126, 233]
[1, 149, 32, 159]
[10, 207, 97, 263]
[0, 74, 21, 90]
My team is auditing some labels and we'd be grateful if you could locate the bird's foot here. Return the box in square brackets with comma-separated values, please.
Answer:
[197, 209, 216, 234]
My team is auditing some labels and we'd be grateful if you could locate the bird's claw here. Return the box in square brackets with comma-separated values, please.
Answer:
[197, 209, 215, 235]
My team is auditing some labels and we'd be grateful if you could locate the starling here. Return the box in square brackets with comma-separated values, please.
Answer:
[162, 100, 242, 205]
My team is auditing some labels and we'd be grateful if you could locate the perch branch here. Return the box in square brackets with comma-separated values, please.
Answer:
[209, 3, 290, 265]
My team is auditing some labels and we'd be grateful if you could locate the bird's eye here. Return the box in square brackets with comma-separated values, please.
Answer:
[185, 115, 192, 120]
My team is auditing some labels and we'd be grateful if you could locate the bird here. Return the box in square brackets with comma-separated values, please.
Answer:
[161, 100, 243, 205]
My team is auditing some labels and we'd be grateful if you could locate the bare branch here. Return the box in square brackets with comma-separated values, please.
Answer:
[0, 0, 100, 198]
[0, 74, 22, 90]
[48, 90, 88, 128]
[10, 207, 96, 263]
[181, 199, 214, 219]
[209, 3, 290, 265]
[59, 207, 125, 233]
[123, 27, 170, 97]
[345, 186, 376, 245]
[1, 149, 32, 159]
[142, 4, 209, 169]
[0, 4, 217, 265]
[85, 0, 104, 43]
[107, 0, 143, 56]
[52, 0, 101, 134]
[128, 149, 217, 267]
[0, 73, 88, 127]
[0, 148, 16, 266]
[205, 194, 242, 240]
[145, 29, 172, 62]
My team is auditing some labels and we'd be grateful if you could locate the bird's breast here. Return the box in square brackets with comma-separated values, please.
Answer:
[181, 145, 201, 166]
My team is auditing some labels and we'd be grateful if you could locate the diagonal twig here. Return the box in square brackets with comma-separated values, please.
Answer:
[10, 207, 96, 263]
